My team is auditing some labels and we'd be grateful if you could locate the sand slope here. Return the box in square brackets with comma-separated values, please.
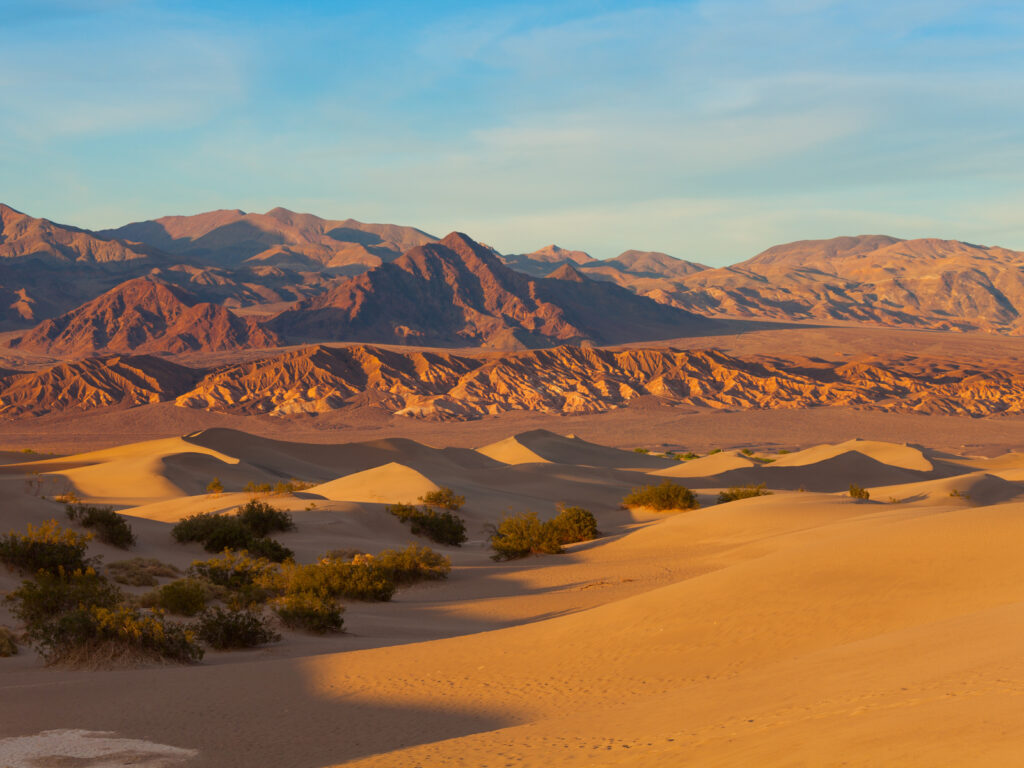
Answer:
[2, 428, 1023, 767]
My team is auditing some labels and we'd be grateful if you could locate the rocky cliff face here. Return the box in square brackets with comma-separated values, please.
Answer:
[6, 342, 1024, 420]
[11, 276, 279, 356]
[272, 232, 707, 348]
[672, 236, 1024, 333]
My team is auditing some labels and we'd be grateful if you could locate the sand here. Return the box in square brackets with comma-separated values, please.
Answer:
[1, 427, 1023, 766]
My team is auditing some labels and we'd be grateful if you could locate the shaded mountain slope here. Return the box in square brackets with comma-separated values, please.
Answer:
[272, 232, 706, 348]
[10, 276, 279, 356]
[0, 355, 199, 418]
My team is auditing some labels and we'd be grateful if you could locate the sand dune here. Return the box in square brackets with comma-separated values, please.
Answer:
[652, 449, 755, 477]
[770, 437, 934, 471]
[2, 427, 1023, 767]
[479, 429, 672, 469]
[308, 463, 441, 505]
[868, 470, 1024, 506]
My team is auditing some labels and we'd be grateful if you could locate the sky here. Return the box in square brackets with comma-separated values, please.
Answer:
[1, 0, 1023, 265]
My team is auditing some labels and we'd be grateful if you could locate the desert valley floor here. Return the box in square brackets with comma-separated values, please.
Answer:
[2, 394, 1024, 766]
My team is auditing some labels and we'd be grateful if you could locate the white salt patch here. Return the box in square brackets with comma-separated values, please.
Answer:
[0, 729, 196, 767]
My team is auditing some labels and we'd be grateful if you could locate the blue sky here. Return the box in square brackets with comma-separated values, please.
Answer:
[2, 0, 1023, 264]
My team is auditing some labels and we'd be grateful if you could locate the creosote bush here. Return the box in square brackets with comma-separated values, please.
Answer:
[5, 567, 202, 665]
[488, 512, 564, 561]
[105, 558, 181, 587]
[622, 481, 699, 512]
[272, 592, 344, 634]
[206, 478, 224, 494]
[0, 521, 93, 575]
[171, 501, 294, 562]
[373, 544, 452, 584]
[143, 578, 209, 617]
[65, 504, 136, 549]
[548, 506, 599, 545]
[0, 627, 17, 657]
[716, 484, 772, 504]
[418, 487, 465, 511]
[195, 607, 279, 650]
[236, 500, 295, 537]
[387, 503, 467, 547]
[189, 550, 280, 607]
[488, 505, 600, 561]
[849, 484, 871, 502]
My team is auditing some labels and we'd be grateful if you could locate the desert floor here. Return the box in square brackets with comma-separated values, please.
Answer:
[1, 413, 1023, 767]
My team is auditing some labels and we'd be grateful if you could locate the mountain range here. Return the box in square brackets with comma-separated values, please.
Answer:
[6, 202, 1024, 361]
[4, 343, 1023, 421]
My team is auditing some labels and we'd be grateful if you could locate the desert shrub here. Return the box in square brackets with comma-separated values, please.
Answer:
[272, 592, 344, 633]
[281, 557, 395, 602]
[6, 568, 120, 629]
[388, 504, 467, 546]
[633, 447, 649, 454]
[105, 558, 181, 587]
[145, 578, 209, 617]
[419, 487, 465, 511]
[273, 479, 313, 495]
[0, 627, 17, 657]
[849, 484, 870, 501]
[0, 521, 92, 575]
[716, 484, 772, 504]
[548, 506, 599, 544]
[678, 452, 699, 461]
[323, 548, 366, 561]
[206, 478, 224, 494]
[373, 544, 451, 584]
[244, 482, 273, 496]
[43, 605, 201, 665]
[189, 550, 281, 602]
[5, 568, 201, 665]
[171, 510, 293, 562]
[65, 504, 136, 549]
[488, 512, 563, 561]
[237, 500, 294, 537]
[172, 512, 248, 548]
[622, 481, 699, 512]
[243, 536, 294, 562]
[195, 607, 279, 649]
[708, 448, 721, 455]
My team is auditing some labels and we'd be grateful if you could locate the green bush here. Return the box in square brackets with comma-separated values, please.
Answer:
[145, 578, 208, 617]
[6, 568, 120, 630]
[678, 452, 699, 461]
[849, 484, 871, 502]
[65, 504, 136, 549]
[419, 487, 465, 511]
[206, 478, 224, 494]
[716, 484, 772, 504]
[172, 512, 249, 549]
[373, 544, 451, 584]
[237, 500, 295, 537]
[105, 558, 181, 587]
[622, 481, 699, 512]
[0, 627, 17, 657]
[280, 557, 395, 602]
[5, 568, 201, 665]
[488, 512, 563, 561]
[189, 550, 281, 606]
[548, 506, 599, 545]
[0, 521, 93, 575]
[194, 607, 280, 649]
[171, 510, 293, 562]
[272, 592, 344, 633]
[272, 479, 313, 495]
[388, 504, 467, 546]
